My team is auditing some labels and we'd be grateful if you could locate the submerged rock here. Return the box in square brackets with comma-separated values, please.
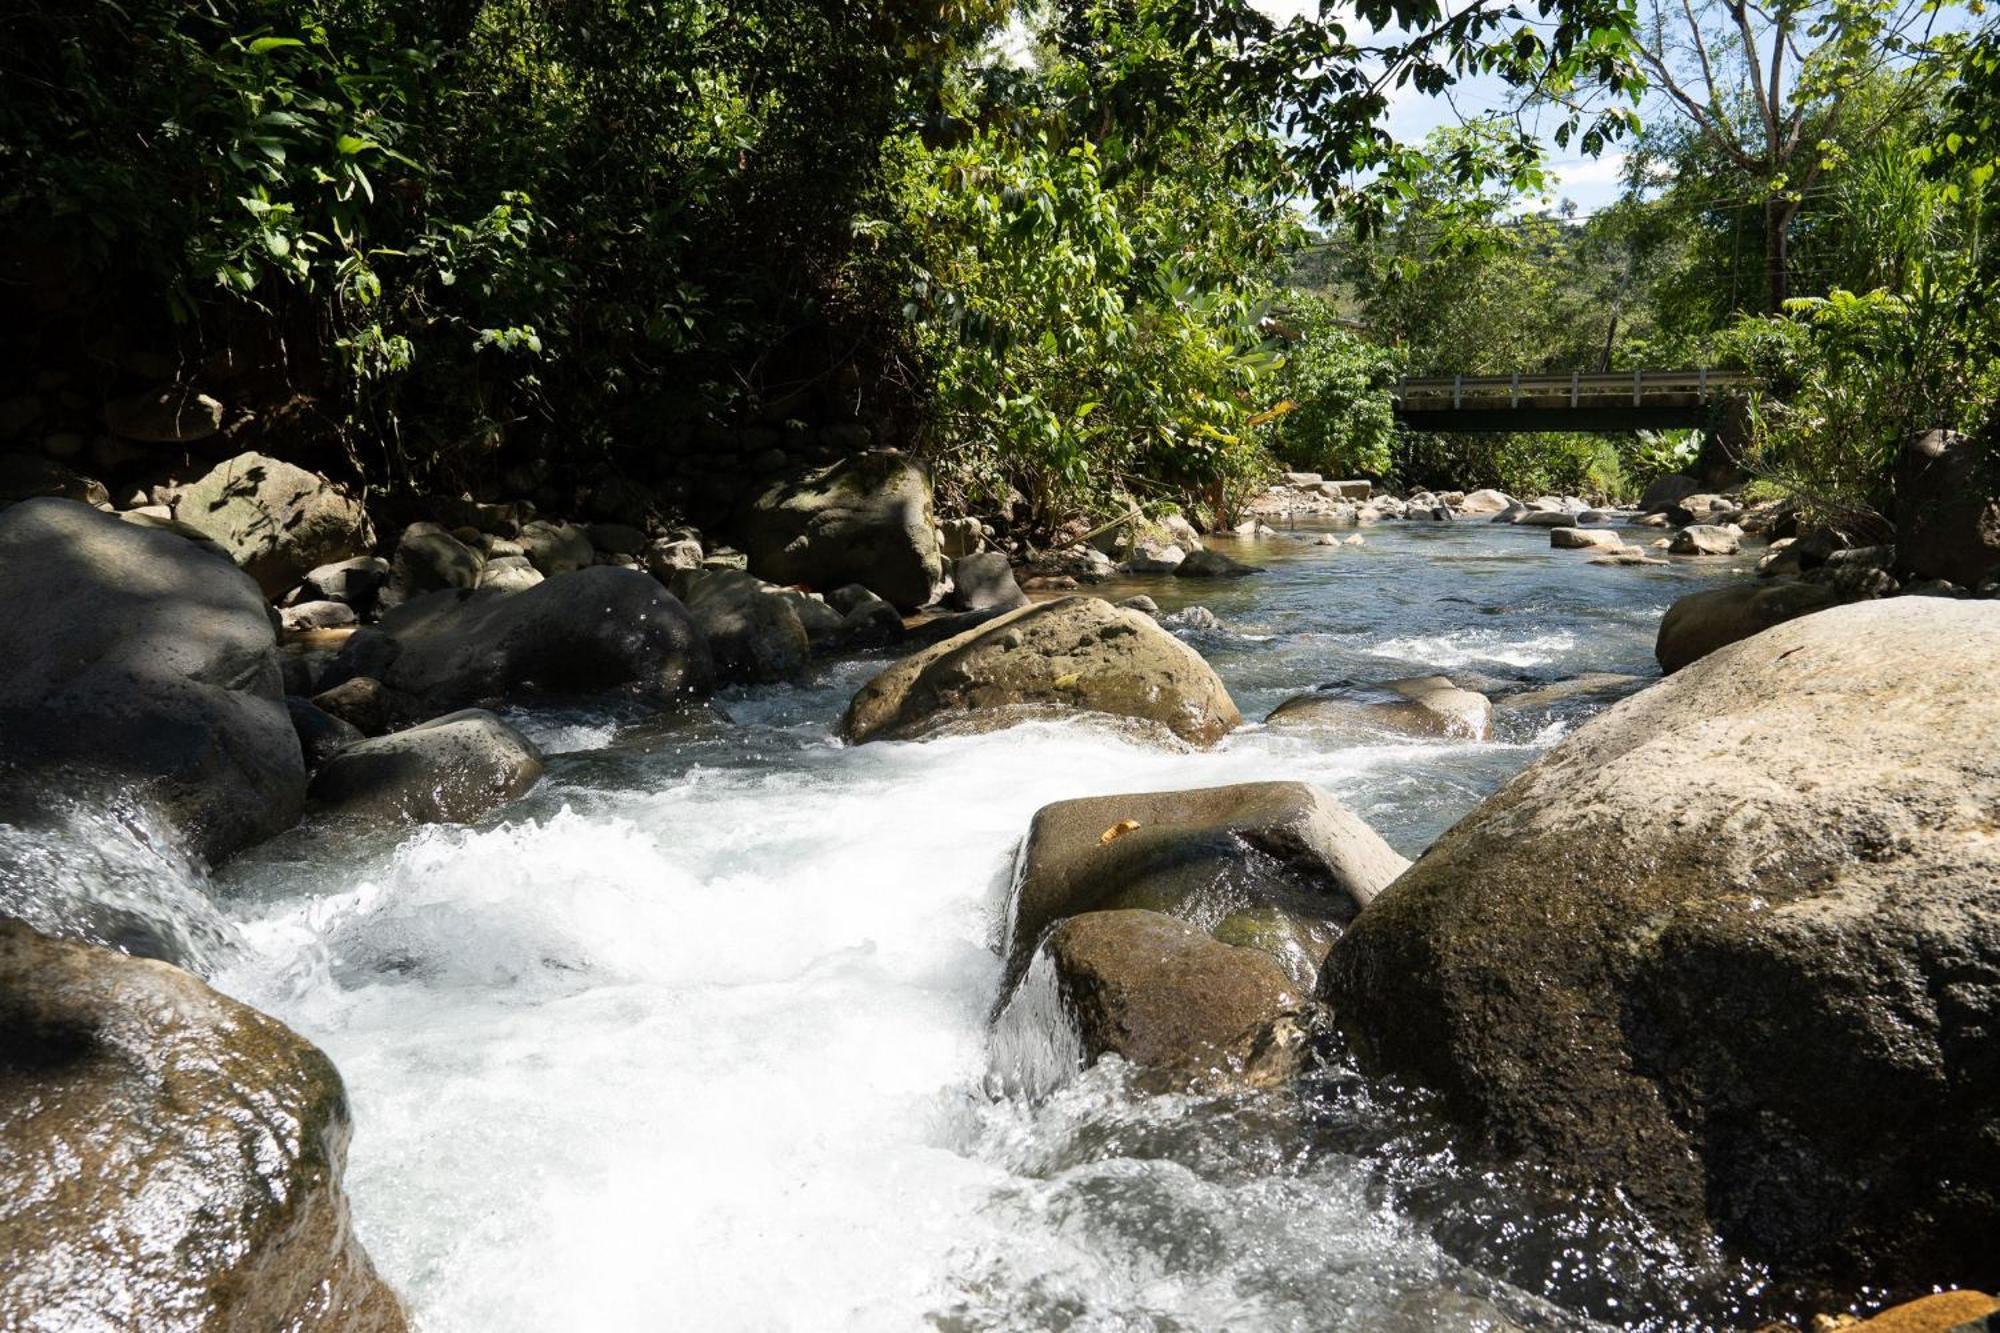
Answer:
[1321, 598, 2000, 1291]
[173, 452, 372, 599]
[1491, 672, 1645, 717]
[737, 451, 943, 609]
[0, 498, 303, 865]
[1655, 580, 1846, 672]
[0, 918, 406, 1331]
[1176, 547, 1263, 577]
[1041, 909, 1308, 1090]
[309, 708, 543, 824]
[330, 567, 712, 712]
[840, 596, 1239, 746]
[1004, 780, 1408, 988]
[1266, 675, 1492, 741]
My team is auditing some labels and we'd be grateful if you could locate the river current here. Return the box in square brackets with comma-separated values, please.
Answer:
[17, 519, 1783, 1330]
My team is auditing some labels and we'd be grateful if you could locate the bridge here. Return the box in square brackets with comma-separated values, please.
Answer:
[1393, 370, 1753, 434]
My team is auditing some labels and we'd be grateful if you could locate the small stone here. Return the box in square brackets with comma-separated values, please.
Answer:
[280, 600, 357, 633]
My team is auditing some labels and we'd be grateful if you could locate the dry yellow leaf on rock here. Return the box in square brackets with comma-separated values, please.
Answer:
[1100, 819, 1140, 845]
[1053, 672, 1082, 689]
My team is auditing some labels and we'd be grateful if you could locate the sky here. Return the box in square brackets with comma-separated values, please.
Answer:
[1249, 0, 1634, 214]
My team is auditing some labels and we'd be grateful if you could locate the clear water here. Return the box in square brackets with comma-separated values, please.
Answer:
[19, 519, 1794, 1331]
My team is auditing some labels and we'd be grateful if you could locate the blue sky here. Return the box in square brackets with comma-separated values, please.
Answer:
[1251, 0, 1634, 213]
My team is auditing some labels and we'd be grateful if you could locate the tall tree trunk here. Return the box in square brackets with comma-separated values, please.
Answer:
[1765, 198, 1791, 312]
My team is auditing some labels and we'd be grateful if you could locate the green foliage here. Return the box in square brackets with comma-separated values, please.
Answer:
[1396, 432, 1632, 501]
[1264, 293, 1401, 478]
[892, 1, 1299, 531]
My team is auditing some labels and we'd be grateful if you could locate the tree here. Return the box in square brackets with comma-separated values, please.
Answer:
[1629, 0, 1967, 309]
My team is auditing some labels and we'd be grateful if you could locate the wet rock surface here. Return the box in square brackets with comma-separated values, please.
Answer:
[736, 451, 944, 609]
[0, 918, 406, 1332]
[840, 596, 1240, 746]
[308, 708, 544, 824]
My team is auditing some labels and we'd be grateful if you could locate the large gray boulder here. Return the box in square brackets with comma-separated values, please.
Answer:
[0, 918, 406, 1332]
[841, 596, 1240, 746]
[1897, 428, 2000, 589]
[309, 709, 543, 824]
[1655, 580, 1846, 672]
[172, 452, 371, 599]
[669, 568, 811, 683]
[0, 498, 304, 865]
[1321, 598, 2000, 1291]
[1004, 781, 1408, 989]
[333, 567, 712, 712]
[1638, 473, 1703, 513]
[736, 452, 943, 609]
[385, 522, 483, 606]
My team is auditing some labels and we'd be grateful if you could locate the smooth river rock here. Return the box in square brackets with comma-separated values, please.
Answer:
[1655, 579, 1846, 672]
[0, 918, 406, 1332]
[840, 596, 1240, 746]
[331, 567, 713, 712]
[670, 567, 810, 684]
[308, 708, 544, 824]
[0, 498, 303, 866]
[1041, 910, 1308, 1090]
[1266, 674, 1493, 740]
[1321, 597, 2000, 1291]
[172, 452, 372, 599]
[736, 452, 944, 610]
[1004, 781, 1411, 988]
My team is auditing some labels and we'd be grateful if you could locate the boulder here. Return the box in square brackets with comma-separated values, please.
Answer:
[1177, 547, 1263, 578]
[280, 599, 357, 633]
[1492, 672, 1645, 717]
[0, 499, 302, 865]
[311, 676, 394, 737]
[1327, 479, 1372, 500]
[948, 552, 1030, 612]
[385, 523, 483, 606]
[1161, 513, 1204, 551]
[1039, 910, 1307, 1090]
[1322, 598, 2000, 1291]
[1116, 594, 1161, 616]
[1003, 781, 1408, 987]
[0, 919, 405, 1332]
[1669, 523, 1741, 555]
[1897, 428, 2000, 589]
[669, 568, 810, 683]
[334, 567, 713, 711]
[173, 452, 371, 600]
[1809, 544, 1902, 599]
[1758, 537, 1803, 578]
[303, 556, 391, 612]
[1513, 509, 1580, 528]
[937, 515, 984, 558]
[841, 596, 1239, 746]
[1122, 541, 1186, 575]
[518, 520, 595, 576]
[644, 536, 703, 580]
[1665, 492, 1740, 527]
[1266, 675, 1492, 741]
[309, 708, 543, 824]
[736, 451, 943, 609]
[1458, 489, 1513, 515]
[478, 554, 544, 594]
[1655, 580, 1846, 673]
[1550, 526, 1624, 551]
[286, 696, 363, 770]
[1490, 502, 1530, 524]
[1638, 473, 1702, 513]
[1851, 1292, 2000, 1332]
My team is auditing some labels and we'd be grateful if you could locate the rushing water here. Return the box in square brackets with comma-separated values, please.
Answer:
[14, 518, 1790, 1330]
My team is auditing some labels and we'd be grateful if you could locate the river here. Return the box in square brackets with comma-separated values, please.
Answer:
[26, 519, 1780, 1330]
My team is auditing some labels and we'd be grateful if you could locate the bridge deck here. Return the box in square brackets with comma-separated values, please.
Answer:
[1393, 370, 1752, 434]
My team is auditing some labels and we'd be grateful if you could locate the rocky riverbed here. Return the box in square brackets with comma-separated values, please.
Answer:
[3, 451, 1998, 1332]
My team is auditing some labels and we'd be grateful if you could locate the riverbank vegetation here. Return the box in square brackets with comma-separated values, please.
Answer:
[2, 0, 1994, 535]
